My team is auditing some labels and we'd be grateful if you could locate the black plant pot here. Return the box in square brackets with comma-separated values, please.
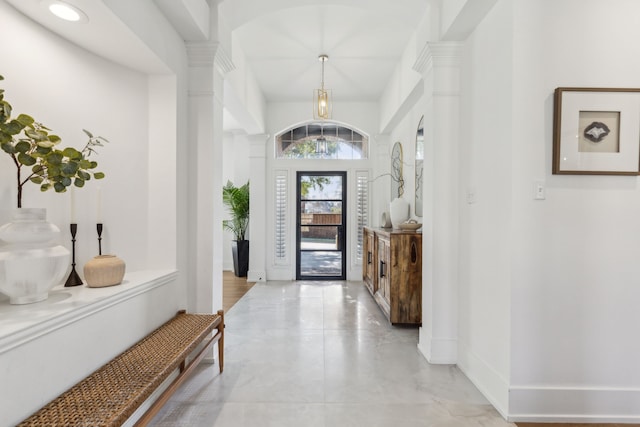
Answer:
[232, 240, 249, 277]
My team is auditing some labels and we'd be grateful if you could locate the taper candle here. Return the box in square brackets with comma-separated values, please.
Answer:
[97, 186, 102, 223]
[70, 186, 76, 223]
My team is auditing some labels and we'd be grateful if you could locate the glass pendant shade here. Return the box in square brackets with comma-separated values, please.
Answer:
[313, 88, 332, 120]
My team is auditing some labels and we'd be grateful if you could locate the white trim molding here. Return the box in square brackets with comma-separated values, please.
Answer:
[413, 42, 463, 74]
[186, 41, 235, 75]
[508, 386, 640, 423]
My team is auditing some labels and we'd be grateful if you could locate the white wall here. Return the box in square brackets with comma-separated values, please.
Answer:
[508, 0, 640, 421]
[0, 3, 191, 423]
[226, 38, 267, 133]
[456, 0, 513, 416]
[378, 34, 422, 134]
[455, 0, 640, 421]
[0, 1, 151, 274]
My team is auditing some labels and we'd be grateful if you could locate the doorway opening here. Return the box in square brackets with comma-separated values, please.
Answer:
[296, 172, 347, 280]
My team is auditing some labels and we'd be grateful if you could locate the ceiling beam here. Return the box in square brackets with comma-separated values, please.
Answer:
[440, 0, 499, 41]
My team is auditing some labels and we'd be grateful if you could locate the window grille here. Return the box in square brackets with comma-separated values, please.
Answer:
[275, 122, 369, 159]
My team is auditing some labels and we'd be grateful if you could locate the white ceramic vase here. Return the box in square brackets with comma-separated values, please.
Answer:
[0, 208, 70, 304]
[389, 197, 409, 229]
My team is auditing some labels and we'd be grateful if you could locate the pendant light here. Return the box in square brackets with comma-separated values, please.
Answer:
[313, 54, 332, 120]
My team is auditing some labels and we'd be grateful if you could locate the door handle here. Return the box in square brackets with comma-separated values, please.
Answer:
[379, 260, 386, 278]
[367, 251, 372, 264]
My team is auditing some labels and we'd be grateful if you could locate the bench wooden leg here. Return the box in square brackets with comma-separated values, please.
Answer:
[217, 309, 224, 373]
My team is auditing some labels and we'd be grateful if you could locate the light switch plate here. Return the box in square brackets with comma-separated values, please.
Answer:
[534, 180, 545, 200]
[467, 187, 477, 204]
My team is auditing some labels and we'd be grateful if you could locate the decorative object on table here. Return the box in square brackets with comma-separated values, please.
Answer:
[389, 141, 409, 228]
[381, 211, 392, 228]
[0, 208, 70, 304]
[222, 180, 250, 277]
[64, 223, 83, 287]
[97, 223, 103, 255]
[553, 87, 640, 175]
[398, 219, 422, 231]
[415, 116, 424, 217]
[389, 197, 409, 229]
[83, 254, 126, 288]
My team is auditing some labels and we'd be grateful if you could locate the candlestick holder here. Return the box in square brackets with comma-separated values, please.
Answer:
[97, 223, 103, 255]
[64, 223, 83, 287]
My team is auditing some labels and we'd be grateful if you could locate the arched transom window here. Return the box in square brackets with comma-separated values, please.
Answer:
[276, 122, 369, 159]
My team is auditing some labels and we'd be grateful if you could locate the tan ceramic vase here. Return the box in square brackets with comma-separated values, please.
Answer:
[84, 255, 126, 288]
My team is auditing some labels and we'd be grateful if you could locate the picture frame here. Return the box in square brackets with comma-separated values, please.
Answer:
[553, 87, 640, 175]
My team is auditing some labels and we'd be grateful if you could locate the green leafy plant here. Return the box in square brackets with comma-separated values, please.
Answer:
[222, 180, 250, 241]
[0, 75, 107, 208]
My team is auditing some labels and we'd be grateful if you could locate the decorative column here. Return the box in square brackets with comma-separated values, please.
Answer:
[185, 37, 234, 316]
[414, 42, 463, 364]
[247, 134, 270, 282]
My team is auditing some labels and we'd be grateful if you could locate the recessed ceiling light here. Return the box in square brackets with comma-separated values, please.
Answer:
[45, 1, 88, 23]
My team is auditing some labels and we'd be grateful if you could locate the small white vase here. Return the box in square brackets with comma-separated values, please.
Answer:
[389, 197, 409, 229]
[0, 208, 70, 304]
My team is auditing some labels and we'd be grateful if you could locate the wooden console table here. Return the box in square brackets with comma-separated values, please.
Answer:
[363, 227, 422, 325]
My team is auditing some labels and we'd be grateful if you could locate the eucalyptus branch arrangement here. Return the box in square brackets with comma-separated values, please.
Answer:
[368, 171, 405, 197]
[0, 75, 107, 208]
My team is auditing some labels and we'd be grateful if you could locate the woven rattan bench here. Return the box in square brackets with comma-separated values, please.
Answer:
[18, 309, 224, 427]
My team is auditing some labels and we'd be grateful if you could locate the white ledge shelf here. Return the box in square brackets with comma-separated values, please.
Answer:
[0, 269, 178, 355]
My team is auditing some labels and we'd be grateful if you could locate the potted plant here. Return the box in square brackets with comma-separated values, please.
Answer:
[222, 180, 249, 277]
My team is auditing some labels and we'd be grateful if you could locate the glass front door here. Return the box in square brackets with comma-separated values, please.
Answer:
[296, 172, 346, 280]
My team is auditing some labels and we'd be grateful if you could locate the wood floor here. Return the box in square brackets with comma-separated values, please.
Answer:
[222, 270, 255, 312]
[221, 275, 637, 427]
[517, 424, 638, 427]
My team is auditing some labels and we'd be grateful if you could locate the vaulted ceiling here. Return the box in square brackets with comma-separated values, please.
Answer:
[4, 0, 433, 116]
[227, 0, 431, 102]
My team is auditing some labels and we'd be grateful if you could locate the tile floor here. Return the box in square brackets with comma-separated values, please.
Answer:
[150, 280, 515, 427]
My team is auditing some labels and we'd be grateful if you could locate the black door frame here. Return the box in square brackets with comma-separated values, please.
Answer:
[296, 171, 347, 280]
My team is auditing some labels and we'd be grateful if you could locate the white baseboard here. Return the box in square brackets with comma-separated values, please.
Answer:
[247, 270, 266, 282]
[417, 327, 458, 364]
[508, 386, 640, 423]
[266, 269, 294, 281]
[456, 342, 509, 419]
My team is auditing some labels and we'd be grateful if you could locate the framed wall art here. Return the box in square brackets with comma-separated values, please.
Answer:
[553, 87, 640, 175]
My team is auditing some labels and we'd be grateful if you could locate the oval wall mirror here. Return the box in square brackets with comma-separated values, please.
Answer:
[415, 116, 424, 217]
